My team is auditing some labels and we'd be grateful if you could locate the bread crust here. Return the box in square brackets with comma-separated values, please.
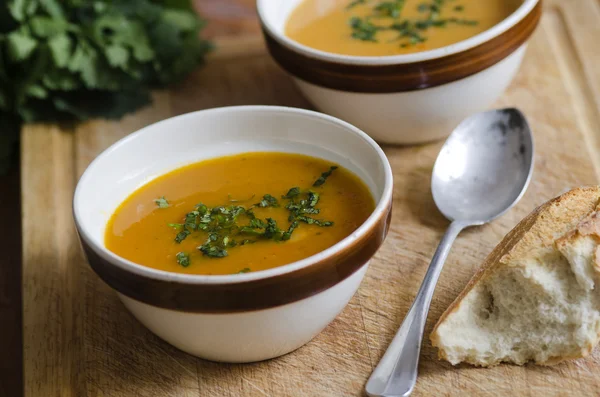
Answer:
[430, 186, 600, 366]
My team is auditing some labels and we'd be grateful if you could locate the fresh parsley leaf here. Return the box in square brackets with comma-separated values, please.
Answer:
[307, 192, 319, 207]
[296, 215, 334, 227]
[165, 167, 337, 263]
[346, 0, 368, 9]
[29, 16, 70, 38]
[48, 33, 72, 68]
[349, 17, 379, 42]
[9, 0, 38, 22]
[281, 220, 299, 241]
[104, 45, 129, 69]
[263, 218, 281, 239]
[175, 229, 190, 243]
[184, 210, 200, 230]
[346, 0, 477, 49]
[195, 203, 208, 213]
[313, 166, 338, 187]
[38, 0, 65, 19]
[6, 30, 37, 62]
[282, 187, 300, 199]
[250, 218, 267, 229]
[176, 251, 190, 267]
[154, 196, 169, 208]
[239, 218, 267, 235]
[374, 1, 405, 18]
[237, 267, 251, 274]
[199, 242, 228, 258]
[449, 18, 478, 26]
[256, 194, 279, 208]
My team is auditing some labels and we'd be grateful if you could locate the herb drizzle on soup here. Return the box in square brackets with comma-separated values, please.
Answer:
[105, 153, 375, 275]
[285, 0, 521, 56]
[159, 166, 337, 267]
[347, 0, 478, 48]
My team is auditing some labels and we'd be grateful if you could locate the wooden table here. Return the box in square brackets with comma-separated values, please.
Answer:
[20, 0, 600, 396]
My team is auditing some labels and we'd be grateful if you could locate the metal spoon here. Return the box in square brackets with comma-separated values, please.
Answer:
[366, 108, 534, 397]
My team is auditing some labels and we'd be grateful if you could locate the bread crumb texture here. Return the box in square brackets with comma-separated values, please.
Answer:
[431, 186, 600, 367]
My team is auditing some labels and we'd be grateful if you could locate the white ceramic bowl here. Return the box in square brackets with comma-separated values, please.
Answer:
[258, 0, 541, 144]
[73, 106, 393, 363]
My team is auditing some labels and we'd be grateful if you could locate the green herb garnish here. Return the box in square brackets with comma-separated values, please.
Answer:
[238, 268, 251, 274]
[349, 17, 381, 42]
[295, 216, 334, 227]
[283, 187, 301, 199]
[282, 221, 299, 241]
[166, 166, 339, 266]
[256, 194, 279, 208]
[347, 0, 369, 9]
[154, 196, 169, 208]
[199, 241, 228, 258]
[448, 18, 478, 26]
[175, 229, 191, 243]
[374, 0, 406, 18]
[346, 0, 477, 48]
[313, 166, 338, 187]
[176, 252, 190, 267]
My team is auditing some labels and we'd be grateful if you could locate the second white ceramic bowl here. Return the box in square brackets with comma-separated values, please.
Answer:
[258, 0, 541, 144]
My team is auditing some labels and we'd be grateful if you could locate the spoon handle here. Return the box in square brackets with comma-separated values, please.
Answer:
[366, 221, 466, 397]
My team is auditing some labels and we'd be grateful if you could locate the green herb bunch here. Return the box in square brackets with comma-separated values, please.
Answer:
[158, 166, 339, 270]
[0, 0, 212, 171]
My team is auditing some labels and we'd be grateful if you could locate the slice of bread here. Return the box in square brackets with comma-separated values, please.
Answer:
[430, 186, 600, 367]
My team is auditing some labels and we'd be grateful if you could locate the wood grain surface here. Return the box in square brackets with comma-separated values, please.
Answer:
[21, 0, 600, 396]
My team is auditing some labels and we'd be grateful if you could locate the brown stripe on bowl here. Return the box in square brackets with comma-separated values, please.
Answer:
[262, 1, 541, 93]
[78, 201, 392, 313]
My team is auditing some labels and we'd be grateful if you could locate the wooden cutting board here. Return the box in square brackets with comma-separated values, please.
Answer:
[21, 1, 600, 395]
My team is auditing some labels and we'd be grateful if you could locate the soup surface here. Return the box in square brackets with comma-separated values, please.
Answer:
[105, 152, 375, 275]
[285, 0, 522, 56]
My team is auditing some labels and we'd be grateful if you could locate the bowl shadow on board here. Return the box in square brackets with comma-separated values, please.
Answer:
[401, 161, 446, 230]
[397, 145, 502, 239]
[77, 291, 207, 395]
[88, 291, 319, 394]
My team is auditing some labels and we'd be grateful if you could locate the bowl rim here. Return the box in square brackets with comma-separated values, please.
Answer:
[257, 0, 540, 66]
[73, 105, 394, 287]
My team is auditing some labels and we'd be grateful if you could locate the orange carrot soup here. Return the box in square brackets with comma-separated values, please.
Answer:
[105, 152, 375, 275]
[285, 0, 522, 56]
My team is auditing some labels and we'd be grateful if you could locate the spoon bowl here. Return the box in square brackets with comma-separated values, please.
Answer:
[366, 108, 534, 397]
[432, 108, 534, 223]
